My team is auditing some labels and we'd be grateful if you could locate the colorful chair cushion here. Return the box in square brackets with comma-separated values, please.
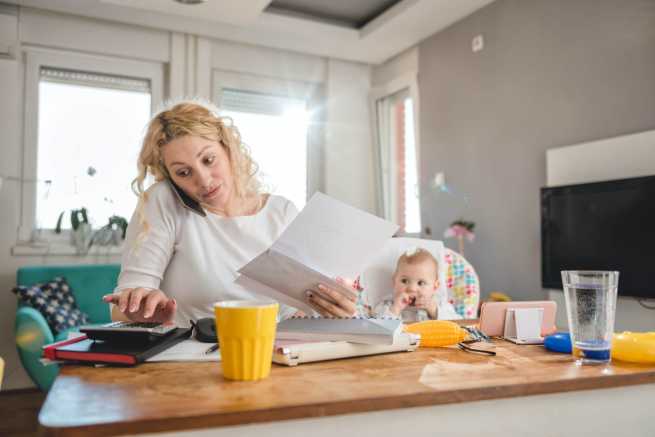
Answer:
[443, 248, 480, 319]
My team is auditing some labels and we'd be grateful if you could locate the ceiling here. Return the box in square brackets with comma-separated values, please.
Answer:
[264, 0, 402, 29]
[10, 0, 495, 64]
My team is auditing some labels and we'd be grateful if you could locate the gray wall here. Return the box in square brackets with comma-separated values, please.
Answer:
[418, 0, 655, 299]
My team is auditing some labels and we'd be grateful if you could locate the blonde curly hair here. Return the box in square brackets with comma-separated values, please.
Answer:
[133, 100, 261, 237]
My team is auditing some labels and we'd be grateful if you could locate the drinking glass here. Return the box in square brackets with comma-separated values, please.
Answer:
[561, 271, 618, 365]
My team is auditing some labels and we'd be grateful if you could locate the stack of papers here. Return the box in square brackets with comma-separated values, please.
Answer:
[276, 317, 403, 345]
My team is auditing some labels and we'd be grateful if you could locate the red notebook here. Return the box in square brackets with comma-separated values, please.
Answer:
[43, 328, 192, 365]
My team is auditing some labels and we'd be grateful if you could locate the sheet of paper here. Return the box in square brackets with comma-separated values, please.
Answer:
[235, 274, 315, 315]
[146, 339, 220, 362]
[237, 192, 398, 311]
[271, 192, 399, 278]
[237, 249, 357, 313]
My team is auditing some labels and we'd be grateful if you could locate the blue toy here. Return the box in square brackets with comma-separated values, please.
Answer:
[544, 332, 572, 354]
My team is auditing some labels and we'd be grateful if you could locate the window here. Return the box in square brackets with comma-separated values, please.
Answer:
[36, 68, 151, 230]
[19, 49, 163, 244]
[214, 71, 323, 210]
[220, 89, 309, 209]
[375, 88, 421, 234]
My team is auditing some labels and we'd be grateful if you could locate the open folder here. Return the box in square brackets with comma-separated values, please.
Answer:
[236, 192, 398, 314]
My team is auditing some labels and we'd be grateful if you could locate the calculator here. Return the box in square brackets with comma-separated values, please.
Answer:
[80, 321, 177, 343]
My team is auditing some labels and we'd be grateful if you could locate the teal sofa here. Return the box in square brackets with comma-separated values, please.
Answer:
[15, 264, 120, 391]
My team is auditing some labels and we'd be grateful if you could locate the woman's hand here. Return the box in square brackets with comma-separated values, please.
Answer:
[103, 288, 177, 324]
[306, 277, 360, 318]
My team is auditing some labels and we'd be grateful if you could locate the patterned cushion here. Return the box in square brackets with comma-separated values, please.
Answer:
[444, 248, 480, 319]
[12, 277, 89, 335]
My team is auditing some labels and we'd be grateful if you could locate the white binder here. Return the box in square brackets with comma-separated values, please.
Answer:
[273, 333, 420, 366]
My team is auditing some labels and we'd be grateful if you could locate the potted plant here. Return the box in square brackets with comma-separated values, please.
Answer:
[55, 208, 93, 254]
[92, 215, 128, 246]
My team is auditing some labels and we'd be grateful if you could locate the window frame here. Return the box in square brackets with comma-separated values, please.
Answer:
[370, 72, 421, 236]
[18, 47, 164, 244]
[212, 69, 325, 203]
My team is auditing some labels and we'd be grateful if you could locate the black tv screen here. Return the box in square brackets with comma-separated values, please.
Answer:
[541, 175, 655, 299]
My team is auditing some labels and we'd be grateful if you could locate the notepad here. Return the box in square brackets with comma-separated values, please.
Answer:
[147, 339, 221, 362]
[276, 317, 403, 345]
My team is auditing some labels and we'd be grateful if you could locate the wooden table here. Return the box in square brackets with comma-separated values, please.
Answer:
[39, 340, 655, 436]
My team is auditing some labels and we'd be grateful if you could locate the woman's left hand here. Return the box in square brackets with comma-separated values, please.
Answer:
[306, 277, 360, 318]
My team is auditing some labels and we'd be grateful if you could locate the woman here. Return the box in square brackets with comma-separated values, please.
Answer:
[104, 101, 359, 325]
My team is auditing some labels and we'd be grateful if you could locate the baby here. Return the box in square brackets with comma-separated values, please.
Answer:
[374, 248, 445, 322]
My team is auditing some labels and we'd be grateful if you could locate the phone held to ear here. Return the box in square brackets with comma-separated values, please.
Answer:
[167, 178, 206, 217]
[478, 300, 557, 337]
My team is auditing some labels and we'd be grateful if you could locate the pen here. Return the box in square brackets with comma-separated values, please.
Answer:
[205, 344, 219, 355]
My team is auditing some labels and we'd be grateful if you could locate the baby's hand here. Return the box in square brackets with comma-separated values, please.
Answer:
[391, 292, 412, 315]
[414, 293, 438, 319]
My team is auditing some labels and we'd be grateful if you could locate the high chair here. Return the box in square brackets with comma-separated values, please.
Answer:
[443, 247, 481, 319]
[359, 238, 480, 320]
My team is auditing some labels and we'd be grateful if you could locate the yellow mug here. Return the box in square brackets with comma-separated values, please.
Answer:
[214, 300, 278, 381]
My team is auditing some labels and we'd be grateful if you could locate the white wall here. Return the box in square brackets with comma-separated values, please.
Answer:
[0, 7, 376, 390]
[324, 59, 375, 212]
[20, 8, 170, 63]
[546, 130, 655, 187]
[545, 130, 655, 331]
[371, 47, 418, 88]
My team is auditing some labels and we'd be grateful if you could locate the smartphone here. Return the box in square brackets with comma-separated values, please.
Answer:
[167, 178, 206, 217]
[478, 301, 557, 337]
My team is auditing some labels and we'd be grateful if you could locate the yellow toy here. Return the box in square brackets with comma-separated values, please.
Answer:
[404, 320, 468, 347]
[612, 332, 655, 364]
[488, 291, 511, 302]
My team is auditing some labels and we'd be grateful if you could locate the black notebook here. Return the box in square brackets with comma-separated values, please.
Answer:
[43, 327, 192, 366]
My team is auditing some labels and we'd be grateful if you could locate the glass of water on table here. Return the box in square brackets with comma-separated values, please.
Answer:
[561, 271, 619, 365]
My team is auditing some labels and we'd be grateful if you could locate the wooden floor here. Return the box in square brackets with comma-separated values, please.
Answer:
[0, 388, 45, 437]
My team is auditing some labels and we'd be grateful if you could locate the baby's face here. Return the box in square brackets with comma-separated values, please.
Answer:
[392, 261, 438, 305]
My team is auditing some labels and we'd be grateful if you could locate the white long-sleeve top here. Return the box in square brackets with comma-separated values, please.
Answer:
[115, 181, 298, 327]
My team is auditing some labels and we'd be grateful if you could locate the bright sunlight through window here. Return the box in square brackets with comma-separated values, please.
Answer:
[222, 97, 309, 209]
[376, 90, 421, 234]
[403, 97, 420, 234]
[36, 73, 151, 230]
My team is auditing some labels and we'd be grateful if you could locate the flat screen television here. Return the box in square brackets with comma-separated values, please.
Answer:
[541, 175, 655, 299]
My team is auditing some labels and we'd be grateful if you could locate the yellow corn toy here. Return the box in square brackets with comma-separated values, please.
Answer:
[612, 332, 655, 364]
[404, 320, 468, 347]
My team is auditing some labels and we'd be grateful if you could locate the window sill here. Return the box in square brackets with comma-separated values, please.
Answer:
[11, 242, 124, 257]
